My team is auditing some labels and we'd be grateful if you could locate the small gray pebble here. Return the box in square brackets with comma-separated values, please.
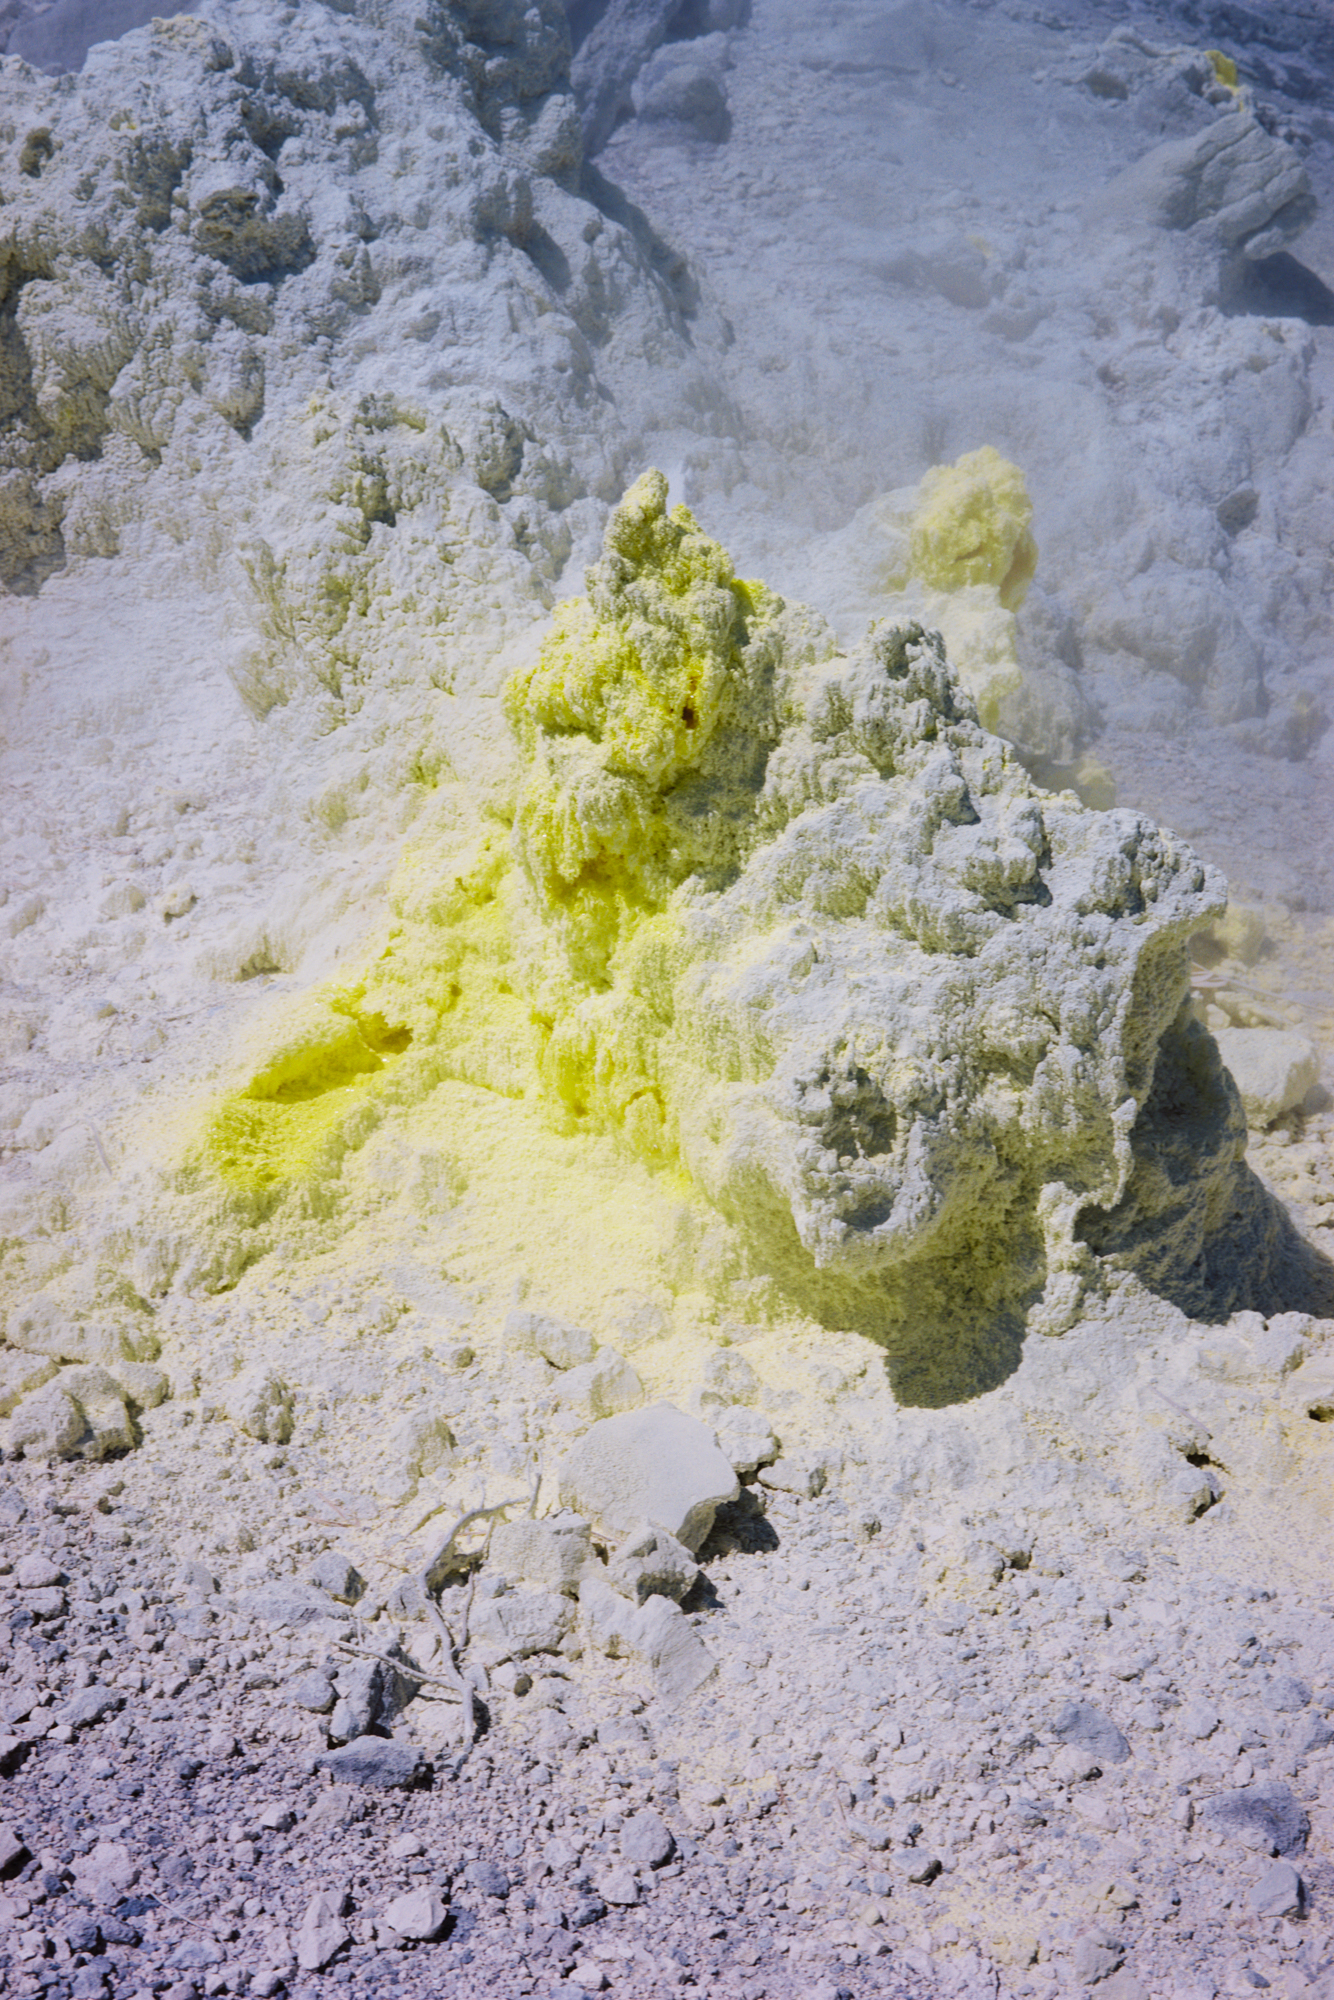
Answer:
[1052, 1700, 1130, 1765]
[308, 1551, 365, 1604]
[1245, 1858, 1304, 1918]
[289, 1670, 336, 1714]
[1262, 1674, 1311, 1713]
[620, 1808, 674, 1869]
[464, 1859, 510, 1897]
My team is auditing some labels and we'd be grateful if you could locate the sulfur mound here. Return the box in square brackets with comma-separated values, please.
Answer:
[196, 471, 1277, 1382]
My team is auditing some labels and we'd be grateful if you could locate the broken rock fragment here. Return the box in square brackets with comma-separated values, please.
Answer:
[315, 1737, 429, 1791]
[580, 1572, 716, 1703]
[605, 1522, 700, 1605]
[490, 1514, 592, 1595]
[296, 1889, 351, 1972]
[382, 1887, 449, 1941]
[470, 1585, 574, 1659]
[1214, 1027, 1319, 1128]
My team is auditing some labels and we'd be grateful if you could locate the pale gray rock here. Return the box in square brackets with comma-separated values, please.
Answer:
[14, 1551, 62, 1588]
[1168, 1464, 1220, 1522]
[382, 1887, 449, 1940]
[595, 1863, 640, 1905]
[470, 1585, 574, 1657]
[581, 1571, 716, 1702]
[892, 1848, 942, 1884]
[1297, 1713, 1334, 1757]
[308, 1552, 365, 1604]
[711, 1405, 778, 1475]
[2, 1382, 87, 1460]
[328, 1659, 393, 1744]
[757, 1455, 826, 1500]
[73, 1840, 139, 1906]
[168, 1939, 227, 1971]
[51, 1685, 123, 1731]
[604, 1522, 700, 1605]
[114, 1362, 170, 1411]
[505, 1308, 597, 1369]
[1244, 1859, 1303, 1918]
[226, 1368, 295, 1444]
[557, 1348, 645, 1416]
[1071, 1929, 1125, 1984]
[0, 1350, 58, 1417]
[54, 1366, 136, 1459]
[631, 35, 730, 142]
[295, 1889, 351, 1972]
[1262, 1674, 1311, 1713]
[464, 1859, 510, 1897]
[558, 1402, 738, 1553]
[1179, 1699, 1219, 1741]
[491, 1514, 592, 1595]
[1096, 112, 1315, 260]
[1214, 1028, 1319, 1127]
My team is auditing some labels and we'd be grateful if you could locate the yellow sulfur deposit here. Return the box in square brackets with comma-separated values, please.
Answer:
[204, 996, 415, 1193]
[200, 469, 790, 1195]
[193, 467, 1254, 1374]
[907, 445, 1037, 612]
[853, 445, 1040, 731]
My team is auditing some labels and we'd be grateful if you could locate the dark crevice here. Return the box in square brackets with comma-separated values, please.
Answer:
[1221, 252, 1334, 326]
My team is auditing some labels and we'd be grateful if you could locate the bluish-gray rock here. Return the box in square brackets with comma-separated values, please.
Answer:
[464, 1859, 510, 1898]
[1052, 1700, 1130, 1766]
[1245, 1859, 1304, 1918]
[316, 1735, 429, 1792]
[1199, 1781, 1309, 1856]
[1262, 1674, 1311, 1714]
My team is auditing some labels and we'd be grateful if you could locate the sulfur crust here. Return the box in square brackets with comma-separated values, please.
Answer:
[193, 465, 1261, 1378]
[908, 445, 1038, 612]
[859, 444, 1040, 732]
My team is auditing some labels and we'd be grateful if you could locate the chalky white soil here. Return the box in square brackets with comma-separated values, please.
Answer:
[2, 2, 1334, 1999]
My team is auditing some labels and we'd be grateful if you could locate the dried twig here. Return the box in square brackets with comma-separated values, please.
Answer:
[422, 1497, 529, 1591]
[330, 1638, 466, 1700]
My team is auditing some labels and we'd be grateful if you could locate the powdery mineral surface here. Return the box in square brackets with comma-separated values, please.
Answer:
[1, 1, 1334, 1998]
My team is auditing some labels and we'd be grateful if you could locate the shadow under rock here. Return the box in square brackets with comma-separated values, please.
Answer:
[1079, 1016, 1334, 1322]
[698, 1490, 780, 1562]
[872, 1305, 1031, 1411]
[1222, 251, 1334, 327]
[580, 158, 701, 320]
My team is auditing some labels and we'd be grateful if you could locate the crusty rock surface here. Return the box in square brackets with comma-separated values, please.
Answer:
[558, 1402, 739, 1553]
